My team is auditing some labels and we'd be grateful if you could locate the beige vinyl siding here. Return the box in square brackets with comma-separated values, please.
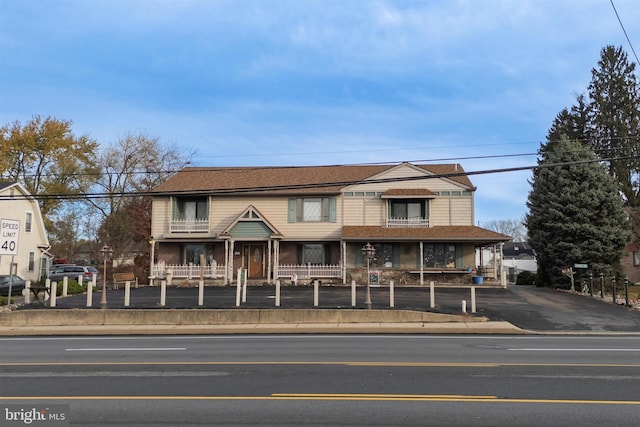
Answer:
[150, 198, 173, 238]
[211, 197, 343, 240]
[450, 197, 473, 225]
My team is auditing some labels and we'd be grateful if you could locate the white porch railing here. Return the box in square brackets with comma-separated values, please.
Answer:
[151, 262, 225, 279]
[386, 217, 429, 228]
[277, 263, 342, 279]
[170, 218, 209, 233]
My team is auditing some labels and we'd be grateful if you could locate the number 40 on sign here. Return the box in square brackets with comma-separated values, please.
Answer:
[0, 218, 20, 255]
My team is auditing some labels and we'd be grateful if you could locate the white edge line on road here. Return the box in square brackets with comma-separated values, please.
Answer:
[65, 348, 187, 352]
[509, 348, 640, 351]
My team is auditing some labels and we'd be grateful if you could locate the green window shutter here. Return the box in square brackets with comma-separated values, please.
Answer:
[329, 197, 337, 223]
[296, 198, 303, 222]
[288, 198, 296, 223]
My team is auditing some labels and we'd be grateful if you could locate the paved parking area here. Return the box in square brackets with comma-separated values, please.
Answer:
[17, 283, 640, 333]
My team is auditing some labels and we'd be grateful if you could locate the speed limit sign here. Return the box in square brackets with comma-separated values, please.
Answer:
[0, 218, 20, 255]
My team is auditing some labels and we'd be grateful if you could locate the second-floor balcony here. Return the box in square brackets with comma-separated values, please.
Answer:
[386, 217, 429, 228]
[170, 218, 209, 233]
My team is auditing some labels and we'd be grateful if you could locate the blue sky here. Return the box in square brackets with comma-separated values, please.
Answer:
[2, 0, 639, 225]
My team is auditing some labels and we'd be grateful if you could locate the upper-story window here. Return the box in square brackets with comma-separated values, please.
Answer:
[288, 197, 337, 223]
[171, 197, 209, 233]
[387, 199, 429, 227]
[173, 197, 208, 220]
[25, 212, 32, 233]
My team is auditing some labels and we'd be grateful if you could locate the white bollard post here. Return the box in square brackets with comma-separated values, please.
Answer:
[198, 280, 204, 306]
[50, 282, 57, 307]
[24, 280, 31, 304]
[389, 280, 395, 308]
[160, 280, 166, 307]
[236, 270, 242, 307]
[462, 300, 467, 314]
[45, 279, 51, 302]
[62, 276, 68, 297]
[351, 280, 357, 307]
[313, 280, 319, 307]
[86, 275, 93, 307]
[124, 281, 131, 307]
[242, 271, 247, 303]
[275, 279, 281, 307]
[430, 281, 435, 309]
[471, 286, 476, 313]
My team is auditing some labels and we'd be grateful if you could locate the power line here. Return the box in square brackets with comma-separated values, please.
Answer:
[610, 0, 640, 65]
[2, 155, 637, 201]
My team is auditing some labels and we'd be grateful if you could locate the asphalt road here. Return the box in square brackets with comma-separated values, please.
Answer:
[1, 335, 640, 426]
[19, 283, 640, 333]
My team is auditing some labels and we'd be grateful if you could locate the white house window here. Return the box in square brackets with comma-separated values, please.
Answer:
[288, 197, 337, 223]
[28, 251, 35, 272]
[634, 251, 640, 266]
[25, 212, 32, 233]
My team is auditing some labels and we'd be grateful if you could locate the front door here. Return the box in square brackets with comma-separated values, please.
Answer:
[246, 244, 265, 278]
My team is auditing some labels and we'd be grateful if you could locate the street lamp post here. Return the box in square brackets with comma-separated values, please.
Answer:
[361, 242, 376, 310]
[100, 244, 113, 309]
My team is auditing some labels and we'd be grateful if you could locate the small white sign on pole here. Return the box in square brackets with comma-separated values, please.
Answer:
[0, 218, 20, 256]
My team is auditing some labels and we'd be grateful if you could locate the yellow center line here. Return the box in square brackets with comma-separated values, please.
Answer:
[1, 361, 640, 368]
[0, 394, 639, 405]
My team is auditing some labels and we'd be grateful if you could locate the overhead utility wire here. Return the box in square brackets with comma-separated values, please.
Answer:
[610, 0, 640, 65]
[2, 155, 637, 201]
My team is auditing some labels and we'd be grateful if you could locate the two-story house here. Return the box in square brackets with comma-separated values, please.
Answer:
[149, 162, 510, 285]
[0, 182, 51, 283]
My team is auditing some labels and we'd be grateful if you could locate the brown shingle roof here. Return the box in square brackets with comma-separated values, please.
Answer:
[382, 188, 436, 197]
[342, 225, 511, 244]
[153, 163, 475, 195]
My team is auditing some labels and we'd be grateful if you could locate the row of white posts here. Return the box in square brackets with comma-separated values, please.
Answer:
[26, 269, 476, 313]
[233, 270, 477, 313]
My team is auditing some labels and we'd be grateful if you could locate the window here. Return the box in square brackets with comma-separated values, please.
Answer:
[423, 244, 461, 268]
[288, 197, 337, 223]
[389, 200, 426, 219]
[302, 244, 325, 264]
[173, 197, 208, 220]
[28, 251, 35, 272]
[25, 212, 32, 232]
[634, 251, 640, 266]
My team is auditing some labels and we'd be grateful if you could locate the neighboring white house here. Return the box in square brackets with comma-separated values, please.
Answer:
[0, 182, 51, 283]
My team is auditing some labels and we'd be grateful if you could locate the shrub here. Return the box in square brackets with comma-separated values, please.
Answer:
[515, 271, 536, 286]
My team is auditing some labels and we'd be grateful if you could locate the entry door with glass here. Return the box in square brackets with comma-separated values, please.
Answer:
[246, 244, 265, 278]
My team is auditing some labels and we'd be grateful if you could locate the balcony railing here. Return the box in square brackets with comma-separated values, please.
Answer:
[170, 218, 209, 233]
[386, 217, 429, 228]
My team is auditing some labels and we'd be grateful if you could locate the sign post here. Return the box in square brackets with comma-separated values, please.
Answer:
[1, 218, 20, 305]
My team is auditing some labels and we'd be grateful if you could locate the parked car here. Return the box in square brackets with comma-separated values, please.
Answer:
[0, 275, 26, 296]
[49, 265, 99, 283]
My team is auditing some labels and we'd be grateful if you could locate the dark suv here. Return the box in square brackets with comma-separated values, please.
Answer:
[49, 265, 99, 283]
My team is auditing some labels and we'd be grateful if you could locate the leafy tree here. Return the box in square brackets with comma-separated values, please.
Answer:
[587, 45, 640, 206]
[526, 138, 630, 286]
[0, 116, 100, 222]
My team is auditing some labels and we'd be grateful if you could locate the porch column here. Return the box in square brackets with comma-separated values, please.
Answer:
[273, 240, 280, 281]
[267, 239, 273, 285]
[341, 240, 347, 284]
[419, 241, 424, 286]
[228, 240, 235, 284]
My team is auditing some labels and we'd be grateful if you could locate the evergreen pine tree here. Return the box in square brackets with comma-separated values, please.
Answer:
[526, 138, 630, 286]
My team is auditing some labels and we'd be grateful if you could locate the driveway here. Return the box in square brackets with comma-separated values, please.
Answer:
[477, 285, 640, 333]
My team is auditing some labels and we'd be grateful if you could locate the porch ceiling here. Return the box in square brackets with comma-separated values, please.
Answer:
[341, 225, 511, 245]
